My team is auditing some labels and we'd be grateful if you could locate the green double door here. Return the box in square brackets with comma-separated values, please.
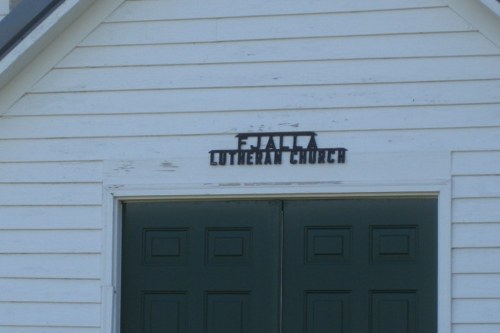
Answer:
[121, 199, 437, 333]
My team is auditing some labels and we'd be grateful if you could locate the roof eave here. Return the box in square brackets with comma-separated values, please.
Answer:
[0, 0, 96, 90]
[480, 0, 500, 17]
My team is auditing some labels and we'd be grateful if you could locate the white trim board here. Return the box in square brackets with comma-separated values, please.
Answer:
[0, 0, 124, 115]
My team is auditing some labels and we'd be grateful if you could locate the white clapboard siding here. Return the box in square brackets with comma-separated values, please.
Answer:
[0, 128, 500, 163]
[80, 8, 473, 47]
[0, 230, 101, 253]
[0, 327, 100, 333]
[0, 184, 102, 205]
[453, 249, 500, 273]
[453, 274, 500, 298]
[453, 151, 500, 175]
[0, 254, 100, 279]
[453, 176, 500, 199]
[0, 161, 102, 183]
[102, 152, 450, 186]
[1, 105, 500, 140]
[453, 199, 500, 223]
[0, 206, 101, 229]
[33, 57, 500, 93]
[453, 299, 500, 323]
[453, 324, 500, 333]
[0, 278, 100, 302]
[0, 303, 100, 327]
[11, 80, 500, 116]
[453, 224, 500, 248]
[107, 0, 446, 22]
[57, 32, 500, 69]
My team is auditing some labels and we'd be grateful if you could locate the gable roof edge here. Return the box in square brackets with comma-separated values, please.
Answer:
[0, 0, 95, 90]
[0, 0, 124, 115]
[480, 0, 500, 17]
[446, 0, 500, 48]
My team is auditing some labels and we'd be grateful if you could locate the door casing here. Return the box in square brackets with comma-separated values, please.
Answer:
[100, 183, 452, 333]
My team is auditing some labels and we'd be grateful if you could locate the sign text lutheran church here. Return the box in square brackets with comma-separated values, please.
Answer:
[209, 131, 347, 166]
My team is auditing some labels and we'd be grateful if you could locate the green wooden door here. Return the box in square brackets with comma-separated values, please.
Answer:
[121, 198, 437, 333]
[282, 199, 437, 333]
[121, 201, 281, 333]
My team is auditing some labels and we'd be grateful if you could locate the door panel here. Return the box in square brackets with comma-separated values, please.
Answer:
[121, 198, 437, 333]
[121, 200, 281, 333]
[282, 199, 437, 333]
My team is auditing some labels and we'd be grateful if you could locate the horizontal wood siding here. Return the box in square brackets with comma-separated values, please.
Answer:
[452, 152, 500, 330]
[0, 328, 100, 333]
[1, 0, 499, 331]
[105, 0, 448, 22]
[0, 162, 102, 330]
[80, 8, 473, 46]
[453, 324, 500, 333]
[57, 32, 500, 69]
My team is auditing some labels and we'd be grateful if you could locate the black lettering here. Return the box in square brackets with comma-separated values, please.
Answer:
[290, 151, 297, 165]
[327, 149, 335, 163]
[247, 152, 254, 165]
[307, 136, 318, 150]
[229, 151, 237, 165]
[308, 150, 317, 164]
[337, 148, 347, 163]
[265, 136, 277, 150]
[280, 135, 289, 150]
[250, 135, 261, 150]
[318, 150, 326, 164]
[238, 135, 248, 150]
[210, 151, 218, 166]
[293, 135, 303, 150]
[238, 152, 246, 165]
[255, 151, 263, 165]
[274, 151, 282, 164]
[264, 152, 273, 165]
[218, 152, 227, 165]
[299, 150, 307, 164]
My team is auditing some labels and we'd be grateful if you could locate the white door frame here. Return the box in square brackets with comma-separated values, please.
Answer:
[100, 181, 452, 333]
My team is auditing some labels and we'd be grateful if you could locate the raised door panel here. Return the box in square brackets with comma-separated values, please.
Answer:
[121, 200, 281, 333]
[282, 199, 437, 333]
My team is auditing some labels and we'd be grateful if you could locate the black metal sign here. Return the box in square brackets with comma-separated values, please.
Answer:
[209, 131, 347, 166]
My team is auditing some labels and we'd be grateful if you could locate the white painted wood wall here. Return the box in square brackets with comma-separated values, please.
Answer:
[0, 0, 499, 332]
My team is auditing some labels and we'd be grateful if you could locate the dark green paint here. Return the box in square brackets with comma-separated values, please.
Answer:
[121, 199, 437, 333]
